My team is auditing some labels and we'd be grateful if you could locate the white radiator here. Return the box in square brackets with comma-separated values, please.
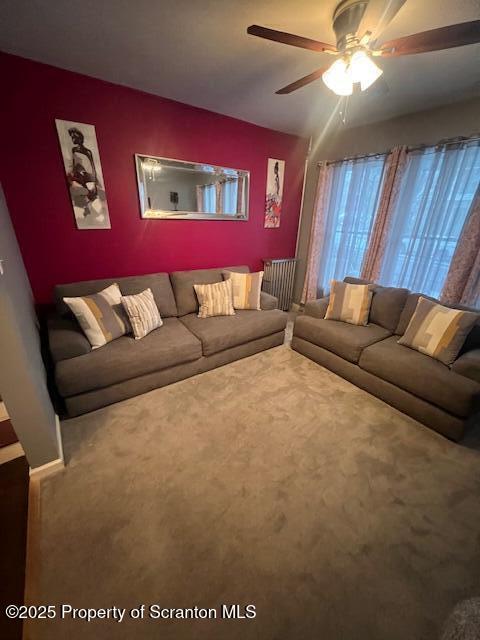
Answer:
[262, 258, 297, 311]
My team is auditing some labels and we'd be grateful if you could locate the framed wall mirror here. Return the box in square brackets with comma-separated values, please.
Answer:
[135, 154, 250, 220]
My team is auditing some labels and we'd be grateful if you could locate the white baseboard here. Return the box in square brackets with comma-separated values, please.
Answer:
[29, 457, 64, 480]
[55, 414, 65, 465]
[29, 414, 65, 480]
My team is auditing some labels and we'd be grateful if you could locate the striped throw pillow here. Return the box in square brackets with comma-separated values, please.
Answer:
[193, 279, 235, 318]
[121, 288, 162, 339]
[223, 271, 264, 310]
[325, 280, 373, 326]
[63, 283, 130, 349]
[398, 297, 478, 365]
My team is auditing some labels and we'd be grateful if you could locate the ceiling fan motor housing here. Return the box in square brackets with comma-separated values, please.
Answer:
[332, 0, 368, 51]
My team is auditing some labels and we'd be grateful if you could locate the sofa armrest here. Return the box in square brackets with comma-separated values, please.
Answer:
[303, 296, 330, 319]
[260, 291, 278, 310]
[451, 349, 480, 384]
[48, 313, 91, 363]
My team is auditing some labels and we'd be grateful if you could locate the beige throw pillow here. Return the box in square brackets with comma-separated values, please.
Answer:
[121, 288, 162, 339]
[325, 280, 373, 326]
[63, 283, 130, 349]
[194, 279, 235, 318]
[223, 270, 263, 310]
[398, 297, 478, 365]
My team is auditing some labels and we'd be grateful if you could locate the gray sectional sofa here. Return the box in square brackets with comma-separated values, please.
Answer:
[292, 277, 480, 441]
[48, 266, 287, 416]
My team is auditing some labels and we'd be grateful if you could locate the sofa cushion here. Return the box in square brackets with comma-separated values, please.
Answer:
[55, 317, 202, 397]
[259, 291, 278, 311]
[170, 265, 249, 316]
[293, 315, 391, 364]
[359, 336, 480, 418]
[121, 288, 163, 339]
[194, 280, 235, 318]
[55, 273, 178, 318]
[63, 283, 130, 349]
[398, 297, 478, 366]
[343, 277, 409, 332]
[325, 281, 373, 326]
[396, 292, 479, 334]
[452, 349, 480, 384]
[343, 277, 371, 285]
[223, 270, 263, 310]
[48, 314, 91, 363]
[369, 286, 409, 332]
[179, 309, 287, 356]
[304, 296, 330, 319]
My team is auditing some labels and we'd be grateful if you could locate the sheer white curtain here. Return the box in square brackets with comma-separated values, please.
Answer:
[203, 184, 216, 213]
[379, 141, 480, 298]
[316, 156, 386, 296]
[222, 178, 238, 215]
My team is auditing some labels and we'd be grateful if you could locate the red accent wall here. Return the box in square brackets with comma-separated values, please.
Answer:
[0, 53, 309, 304]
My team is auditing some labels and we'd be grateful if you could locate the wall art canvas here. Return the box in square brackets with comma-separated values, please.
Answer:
[55, 119, 111, 229]
[264, 158, 285, 228]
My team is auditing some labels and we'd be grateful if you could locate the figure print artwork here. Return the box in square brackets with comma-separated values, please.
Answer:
[55, 119, 111, 229]
[264, 158, 285, 228]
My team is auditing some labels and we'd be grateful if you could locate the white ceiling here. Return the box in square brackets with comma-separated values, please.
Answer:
[1, 0, 479, 136]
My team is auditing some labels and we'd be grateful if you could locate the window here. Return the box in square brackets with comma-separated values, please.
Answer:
[379, 141, 480, 298]
[317, 155, 386, 295]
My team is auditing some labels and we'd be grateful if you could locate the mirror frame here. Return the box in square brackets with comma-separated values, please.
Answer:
[135, 153, 250, 221]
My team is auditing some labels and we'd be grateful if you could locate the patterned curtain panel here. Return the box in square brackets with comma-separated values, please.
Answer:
[441, 183, 480, 308]
[196, 185, 204, 212]
[236, 176, 244, 214]
[301, 162, 333, 303]
[360, 146, 407, 281]
[379, 140, 480, 298]
[466, 265, 480, 308]
[215, 181, 222, 214]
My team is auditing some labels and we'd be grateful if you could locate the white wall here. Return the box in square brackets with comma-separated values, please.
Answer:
[294, 96, 480, 302]
[0, 185, 62, 468]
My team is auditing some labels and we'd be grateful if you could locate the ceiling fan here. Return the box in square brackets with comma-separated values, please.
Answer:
[247, 0, 480, 96]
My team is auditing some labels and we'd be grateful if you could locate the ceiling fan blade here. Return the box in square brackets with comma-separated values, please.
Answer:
[358, 0, 407, 40]
[247, 25, 337, 54]
[378, 20, 480, 56]
[276, 67, 329, 94]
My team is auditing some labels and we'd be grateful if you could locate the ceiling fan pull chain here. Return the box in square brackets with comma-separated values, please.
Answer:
[339, 96, 349, 125]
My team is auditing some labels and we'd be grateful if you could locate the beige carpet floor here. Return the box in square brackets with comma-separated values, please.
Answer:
[28, 346, 480, 640]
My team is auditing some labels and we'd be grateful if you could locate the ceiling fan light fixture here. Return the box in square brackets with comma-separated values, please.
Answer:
[322, 58, 353, 96]
[349, 50, 383, 91]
